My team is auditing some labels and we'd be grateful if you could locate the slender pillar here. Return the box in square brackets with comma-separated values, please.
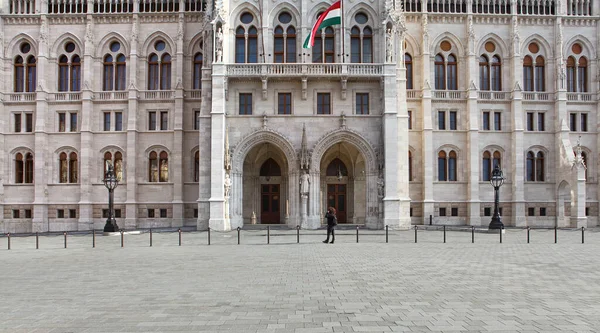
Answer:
[125, 14, 140, 229]
[171, 12, 185, 227]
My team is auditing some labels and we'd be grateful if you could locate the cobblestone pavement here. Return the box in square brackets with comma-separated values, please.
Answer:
[2, 228, 600, 333]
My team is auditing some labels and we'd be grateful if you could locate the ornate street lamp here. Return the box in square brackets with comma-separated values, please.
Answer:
[103, 163, 119, 232]
[488, 165, 504, 230]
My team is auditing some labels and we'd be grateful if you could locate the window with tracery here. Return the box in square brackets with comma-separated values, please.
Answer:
[148, 40, 171, 90]
[482, 150, 502, 181]
[566, 43, 588, 93]
[236, 12, 259, 63]
[14, 151, 34, 184]
[58, 151, 78, 183]
[14, 41, 36, 92]
[438, 150, 457, 181]
[58, 42, 81, 92]
[149, 150, 169, 182]
[350, 12, 372, 63]
[526, 150, 545, 182]
[274, 12, 296, 63]
[103, 41, 126, 91]
[103, 151, 124, 182]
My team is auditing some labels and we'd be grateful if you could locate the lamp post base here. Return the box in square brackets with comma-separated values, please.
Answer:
[488, 217, 504, 230]
[103, 219, 119, 232]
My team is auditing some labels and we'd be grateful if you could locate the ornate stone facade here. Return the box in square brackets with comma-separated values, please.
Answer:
[0, 0, 599, 233]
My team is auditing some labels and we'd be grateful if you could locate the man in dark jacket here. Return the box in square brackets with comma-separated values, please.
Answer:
[323, 207, 337, 244]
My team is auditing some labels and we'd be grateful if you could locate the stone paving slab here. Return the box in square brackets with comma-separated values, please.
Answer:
[1, 229, 600, 332]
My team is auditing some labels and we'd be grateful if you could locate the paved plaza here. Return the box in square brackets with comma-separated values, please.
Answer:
[1, 228, 600, 332]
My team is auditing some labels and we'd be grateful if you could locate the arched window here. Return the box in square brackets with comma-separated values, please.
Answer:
[523, 55, 534, 91]
[25, 153, 34, 183]
[103, 151, 123, 181]
[438, 151, 447, 181]
[274, 26, 285, 62]
[147, 41, 171, 90]
[408, 151, 413, 181]
[350, 25, 372, 63]
[325, 158, 346, 177]
[57, 42, 81, 92]
[235, 26, 246, 63]
[69, 152, 78, 183]
[14, 56, 24, 93]
[15, 153, 24, 183]
[577, 57, 587, 92]
[158, 151, 169, 182]
[534, 56, 545, 92]
[149, 151, 158, 182]
[482, 151, 491, 181]
[493, 151, 501, 169]
[313, 26, 335, 63]
[567, 56, 576, 92]
[14, 42, 36, 92]
[58, 55, 69, 91]
[58, 151, 78, 183]
[448, 151, 457, 181]
[103, 55, 114, 91]
[274, 19, 297, 64]
[286, 26, 297, 63]
[103, 51, 127, 91]
[248, 26, 258, 63]
[447, 54, 457, 90]
[526, 151, 535, 181]
[491, 55, 501, 91]
[479, 55, 490, 91]
[193, 53, 203, 89]
[536, 152, 544, 181]
[115, 55, 126, 90]
[261, 158, 283, 177]
[160, 54, 171, 90]
[526, 150, 545, 182]
[434, 54, 445, 89]
[405, 53, 413, 89]
[194, 151, 200, 182]
[148, 54, 159, 90]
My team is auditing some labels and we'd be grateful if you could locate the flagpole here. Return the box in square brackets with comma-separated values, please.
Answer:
[340, 0, 344, 63]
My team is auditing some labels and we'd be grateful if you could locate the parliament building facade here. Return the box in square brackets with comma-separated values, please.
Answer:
[0, 0, 599, 233]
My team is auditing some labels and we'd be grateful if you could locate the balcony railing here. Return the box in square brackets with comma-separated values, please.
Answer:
[4, 92, 36, 102]
[50, 92, 81, 101]
[523, 92, 552, 101]
[432, 90, 465, 100]
[407, 90, 420, 99]
[567, 92, 596, 102]
[226, 64, 383, 78]
[186, 90, 202, 99]
[94, 91, 128, 100]
[478, 91, 511, 101]
[141, 90, 175, 100]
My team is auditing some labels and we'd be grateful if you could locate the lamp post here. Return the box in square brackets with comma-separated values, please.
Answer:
[103, 163, 119, 232]
[488, 165, 504, 230]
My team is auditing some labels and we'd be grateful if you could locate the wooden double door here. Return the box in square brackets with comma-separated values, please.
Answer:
[327, 184, 347, 223]
[261, 184, 280, 224]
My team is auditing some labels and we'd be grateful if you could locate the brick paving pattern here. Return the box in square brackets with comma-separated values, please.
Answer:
[1, 228, 600, 332]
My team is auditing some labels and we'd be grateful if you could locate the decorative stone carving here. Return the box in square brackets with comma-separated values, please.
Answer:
[467, 16, 475, 55]
[299, 123, 310, 170]
[512, 17, 519, 55]
[231, 128, 298, 174]
[300, 171, 310, 196]
[224, 173, 232, 197]
[131, 15, 139, 44]
[340, 113, 347, 129]
[340, 76, 347, 100]
[177, 15, 184, 40]
[176, 78, 183, 90]
[386, 28, 394, 63]
[301, 76, 308, 100]
[39, 16, 49, 46]
[573, 136, 586, 170]
[421, 14, 428, 37]
[85, 19, 94, 46]
[224, 126, 231, 170]
[215, 27, 223, 63]
[310, 128, 377, 173]
[262, 114, 268, 129]
[377, 176, 385, 198]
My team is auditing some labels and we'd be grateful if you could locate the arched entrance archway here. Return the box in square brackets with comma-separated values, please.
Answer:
[259, 157, 282, 224]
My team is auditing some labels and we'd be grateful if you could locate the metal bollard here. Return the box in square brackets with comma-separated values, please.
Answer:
[207, 227, 210, 245]
[36, 232, 39, 249]
[471, 226, 474, 243]
[414, 226, 418, 243]
[7, 233, 10, 250]
[178, 228, 182, 246]
[296, 225, 300, 244]
[499, 228, 502, 244]
[527, 227, 530, 244]
[429, 214, 432, 225]
[554, 226, 557, 244]
[120, 230, 124, 248]
[150, 228, 153, 247]
[64, 232, 67, 248]
[237, 227, 241, 244]
[385, 225, 388, 243]
[356, 226, 359, 243]
[93, 229, 96, 248]
[443, 225, 446, 243]
[582, 226, 585, 244]
[267, 226, 270, 244]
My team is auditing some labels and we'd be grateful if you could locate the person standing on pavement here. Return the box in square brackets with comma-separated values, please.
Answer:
[323, 207, 337, 244]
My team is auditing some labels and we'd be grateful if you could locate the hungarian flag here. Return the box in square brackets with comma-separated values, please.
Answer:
[303, 0, 341, 49]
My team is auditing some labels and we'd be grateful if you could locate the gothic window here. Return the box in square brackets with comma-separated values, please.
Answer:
[149, 150, 168, 182]
[58, 151, 78, 183]
[577, 57, 588, 92]
[260, 158, 282, 177]
[491, 56, 502, 91]
[479, 55, 490, 91]
[438, 149, 457, 181]
[523, 42, 546, 92]
[147, 40, 171, 90]
[313, 23, 335, 63]
[350, 13, 373, 64]
[567, 56, 576, 92]
[15, 151, 34, 184]
[103, 150, 123, 181]
[235, 12, 259, 63]
[526, 150, 545, 182]
[482, 150, 502, 181]
[435, 54, 445, 89]
[523, 56, 534, 91]
[58, 42, 81, 91]
[193, 53, 203, 89]
[14, 42, 36, 92]
[447, 54, 457, 90]
[103, 41, 126, 91]
[535, 56, 545, 92]
[325, 158, 347, 177]
[405, 53, 413, 89]
[273, 11, 297, 63]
